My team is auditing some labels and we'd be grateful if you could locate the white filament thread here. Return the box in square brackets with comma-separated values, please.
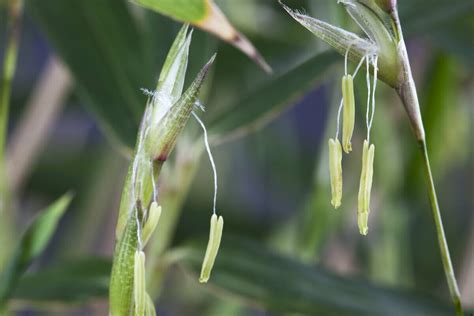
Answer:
[365, 55, 378, 142]
[365, 55, 372, 142]
[369, 55, 378, 132]
[192, 111, 218, 215]
[353, 54, 366, 78]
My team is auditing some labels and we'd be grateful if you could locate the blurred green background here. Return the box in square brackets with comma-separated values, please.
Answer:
[0, 0, 472, 315]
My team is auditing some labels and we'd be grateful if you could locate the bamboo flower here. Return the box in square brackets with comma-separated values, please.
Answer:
[280, 0, 399, 87]
[199, 214, 224, 283]
[281, 1, 464, 312]
[110, 25, 216, 316]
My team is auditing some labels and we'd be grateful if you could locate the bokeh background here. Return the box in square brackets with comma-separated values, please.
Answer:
[0, 0, 472, 315]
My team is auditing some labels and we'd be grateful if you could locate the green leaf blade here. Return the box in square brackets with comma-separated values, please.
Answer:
[209, 51, 339, 144]
[182, 237, 454, 316]
[0, 193, 73, 305]
[133, 0, 207, 22]
[26, 0, 153, 148]
[13, 257, 111, 303]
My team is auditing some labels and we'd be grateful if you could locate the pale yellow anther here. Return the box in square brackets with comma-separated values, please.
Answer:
[134, 251, 146, 316]
[357, 140, 375, 235]
[328, 138, 343, 209]
[142, 202, 162, 247]
[199, 214, 224, 283]
[342, 74, 355, 153]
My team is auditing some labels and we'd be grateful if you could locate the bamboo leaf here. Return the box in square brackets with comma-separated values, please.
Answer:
[26, 0, 154, 149]
[133, 0, 271, 73]
[13, 257, 110, 303]
[181, 237, 454, 316]
[208, 51, 338, 145]
[25, 0, 472, 150]
[9, 241, 460, 315]
[0, 193, 73, 304]
[399, 0, 474, 36]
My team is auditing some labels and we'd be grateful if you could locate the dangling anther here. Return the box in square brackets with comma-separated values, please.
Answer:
[199, 214, 224, 283]
[357, 140, 375, 235]
[342, 46, 355, 153]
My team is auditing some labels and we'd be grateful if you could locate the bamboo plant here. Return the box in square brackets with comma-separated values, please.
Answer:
[0, 0, 470, 315]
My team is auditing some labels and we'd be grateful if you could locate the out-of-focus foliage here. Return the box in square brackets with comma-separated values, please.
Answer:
[0, 194, 72, 305]
[13, 257, 110, 303]
[181, 236, 455, 316]
[0, 0, 472, 315]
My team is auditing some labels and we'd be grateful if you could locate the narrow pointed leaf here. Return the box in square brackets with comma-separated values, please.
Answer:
[208, 51, 338, 144]
[26, 0, 153, 148]
[0, 193, 73, 304]
[133, 0, 271, 73]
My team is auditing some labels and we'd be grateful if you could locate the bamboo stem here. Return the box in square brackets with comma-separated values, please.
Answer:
[391, 8, 463, 315]
[418, 140, 463, 316]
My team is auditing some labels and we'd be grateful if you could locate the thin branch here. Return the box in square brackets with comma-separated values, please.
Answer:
[391, 9, 464, 315]
[419, 140, 463, 316]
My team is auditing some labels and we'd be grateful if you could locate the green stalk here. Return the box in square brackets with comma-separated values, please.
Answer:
[391, 9, 463, 316]
[419, 140, 463, 315]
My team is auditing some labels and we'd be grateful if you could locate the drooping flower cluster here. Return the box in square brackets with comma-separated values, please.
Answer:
[280, 0, 397, 235]
[328, 49, 379, 235]
[110, 25, 223, 316]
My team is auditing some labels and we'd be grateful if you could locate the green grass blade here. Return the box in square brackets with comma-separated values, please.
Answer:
[133, 0, 207, 22]
[0, 193, 73, 305]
